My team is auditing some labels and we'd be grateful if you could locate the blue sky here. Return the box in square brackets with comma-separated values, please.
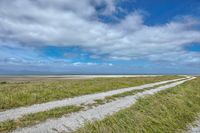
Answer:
[0, 0, 200, 74]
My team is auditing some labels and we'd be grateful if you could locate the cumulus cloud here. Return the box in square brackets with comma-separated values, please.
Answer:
[0, 0, 200, 67]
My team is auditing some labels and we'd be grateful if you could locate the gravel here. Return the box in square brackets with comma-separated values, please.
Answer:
[187, 118, 200, 133]
[0, 77, 186, 122]
[12, 77, 194, 133]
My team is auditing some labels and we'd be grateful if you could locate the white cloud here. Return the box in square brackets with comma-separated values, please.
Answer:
[72, 62, 97, 66]
[0, 0, 200, 67]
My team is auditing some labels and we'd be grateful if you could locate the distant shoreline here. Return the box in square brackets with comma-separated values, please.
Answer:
[0, 74, 162, 78]
[0, 75, 164, 82]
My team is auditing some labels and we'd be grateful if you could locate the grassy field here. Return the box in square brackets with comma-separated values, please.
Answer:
[75, 77, 200, 133]
[0, 82, 170, 133]
[0, 105, 83, 132]
[0, 76, 180, 111]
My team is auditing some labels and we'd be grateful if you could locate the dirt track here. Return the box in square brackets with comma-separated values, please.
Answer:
[11, 77, 194, 133]
[0, 77, 185, 122]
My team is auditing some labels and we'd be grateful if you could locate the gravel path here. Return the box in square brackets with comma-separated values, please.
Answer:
[0, 77, 186, 122]
[187, 118, 200, 133]
[12, 77, 194, 133]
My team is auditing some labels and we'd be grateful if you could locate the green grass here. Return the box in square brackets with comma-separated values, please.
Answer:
[75, 77, 200, 133]
[0, 76, 180, 111]
[0, 79, 177, 133]
[0, 105, 83, 133]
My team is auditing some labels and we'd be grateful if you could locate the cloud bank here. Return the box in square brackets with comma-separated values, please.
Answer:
[0, 0, 200, 73]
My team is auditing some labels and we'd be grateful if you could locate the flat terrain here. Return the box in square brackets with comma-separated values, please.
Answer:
[0, 75, 179, 110]
[0, 75, 199, 133]
[0, 75, 161, 82]
[76, 77, 200, 133]
[12, 78, 192, 133]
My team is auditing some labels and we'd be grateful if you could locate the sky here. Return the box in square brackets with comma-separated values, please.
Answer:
[0, 0, 200, 75]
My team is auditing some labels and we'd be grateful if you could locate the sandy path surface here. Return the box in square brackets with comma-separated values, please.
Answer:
[12, 77, 194, 133]
[187, 118, 200, 133]
[0, 77, 186, 122]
